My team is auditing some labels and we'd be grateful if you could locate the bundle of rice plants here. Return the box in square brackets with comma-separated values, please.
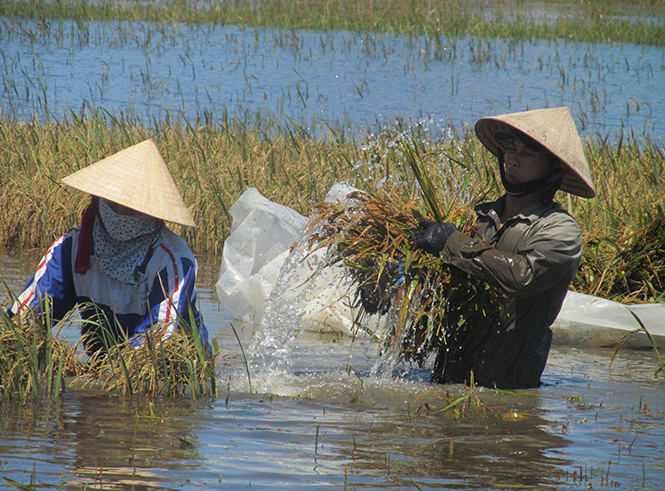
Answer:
[302, 136, 505, 368]
[76, 321, 232, 399]
[1, 299, 235, 401]
[306, 189, 506, 368]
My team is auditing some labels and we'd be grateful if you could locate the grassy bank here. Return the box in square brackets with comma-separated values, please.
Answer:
[1, 0, 664, 46]
[1, 109, 664, 293]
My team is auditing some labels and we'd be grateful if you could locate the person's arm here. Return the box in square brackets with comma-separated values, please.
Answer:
[8, 232, 78, 322]
[131, 243, 208, 346]
[440, 217, 582, 298]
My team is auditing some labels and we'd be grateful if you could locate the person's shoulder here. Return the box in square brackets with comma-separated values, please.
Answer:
[538, 201, 581, 235]
[153, 228, 196, 263]
[543, 201, 577, 222]
[47, 227, 80, 251]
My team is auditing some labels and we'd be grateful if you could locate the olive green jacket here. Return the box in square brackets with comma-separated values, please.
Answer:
[433, 195, 582, 389]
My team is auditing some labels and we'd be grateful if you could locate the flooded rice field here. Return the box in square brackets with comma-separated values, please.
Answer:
[2, 10, 665, 490]
[1, 20, 663, 139]
[1, 253, 664, 490]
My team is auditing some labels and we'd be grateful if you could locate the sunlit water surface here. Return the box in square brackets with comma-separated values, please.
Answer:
[1, 20, 663, 139]
[1, 253, 664, 490]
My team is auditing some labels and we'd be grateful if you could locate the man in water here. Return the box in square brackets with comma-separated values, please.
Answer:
[8, 139, 208, 354]
[415, 107, 595, 389]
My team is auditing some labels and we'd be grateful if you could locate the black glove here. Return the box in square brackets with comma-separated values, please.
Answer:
[414, 220, 458, 255]
[359, 262, 403, 316]
[360, 281, 389, 315]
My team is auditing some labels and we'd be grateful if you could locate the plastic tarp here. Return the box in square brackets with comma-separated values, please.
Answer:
[216, 187, 308, 324]
[552, 291, 665, 349]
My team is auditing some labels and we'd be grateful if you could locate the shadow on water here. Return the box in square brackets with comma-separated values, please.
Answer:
[1, 253, 664, 489]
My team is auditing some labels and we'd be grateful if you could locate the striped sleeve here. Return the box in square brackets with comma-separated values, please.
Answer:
[9, 231, 77, 321]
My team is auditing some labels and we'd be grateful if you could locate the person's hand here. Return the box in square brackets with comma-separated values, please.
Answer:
[359, 262, 404, 315]
[414, 220, 458, 255]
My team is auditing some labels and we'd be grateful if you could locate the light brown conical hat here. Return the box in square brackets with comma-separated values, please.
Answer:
[62, 139, 196, 227]
[474, 107, 595, 198]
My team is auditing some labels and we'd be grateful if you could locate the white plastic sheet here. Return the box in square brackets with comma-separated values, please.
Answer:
[217, 185, 665, 347]
[552, 291, 665, 348]
[216, 183, 365, 332]
[216, 187, 308, 323]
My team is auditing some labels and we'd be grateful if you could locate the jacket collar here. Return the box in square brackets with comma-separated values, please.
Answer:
[476, 194, 557, 227]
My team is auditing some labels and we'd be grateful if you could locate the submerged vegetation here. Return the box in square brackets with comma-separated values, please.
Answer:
[1, 0, 664, 45]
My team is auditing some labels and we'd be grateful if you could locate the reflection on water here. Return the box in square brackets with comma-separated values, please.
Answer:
[0, 391, 207, 489]
[1, 253, 664, 489]
[1, 20, 663, 139]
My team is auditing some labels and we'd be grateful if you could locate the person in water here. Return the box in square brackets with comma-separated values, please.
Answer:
[8, 139, 208, 354]
[415, 107, 595, 389]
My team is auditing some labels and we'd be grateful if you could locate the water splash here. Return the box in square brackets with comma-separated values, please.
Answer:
[246, 186, 427, 395]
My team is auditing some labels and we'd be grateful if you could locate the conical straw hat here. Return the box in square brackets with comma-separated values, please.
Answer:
[62, 139, 196, 227]
[474, 107, 595, 198]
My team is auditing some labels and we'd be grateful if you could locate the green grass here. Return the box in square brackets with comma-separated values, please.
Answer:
[0, 0, 664, 46]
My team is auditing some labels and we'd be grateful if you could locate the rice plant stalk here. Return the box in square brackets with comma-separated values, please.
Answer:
[1, 299, 235, 401]
[306, 189, 505, 366]
[0, 299, 81, 403]
[401, 137, 444, 223]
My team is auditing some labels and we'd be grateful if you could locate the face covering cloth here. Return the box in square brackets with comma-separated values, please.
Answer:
[92, 198, 163, 286]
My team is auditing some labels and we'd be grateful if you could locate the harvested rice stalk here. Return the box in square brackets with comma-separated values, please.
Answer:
[1, 300, 236, 400]
[77, 327, 236, 399]
[307, 190, 505, 367]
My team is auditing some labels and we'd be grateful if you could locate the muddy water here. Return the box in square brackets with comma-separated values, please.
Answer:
[1, 253, 664, 490]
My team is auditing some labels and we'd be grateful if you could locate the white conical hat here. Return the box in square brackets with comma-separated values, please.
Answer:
[62, 139, 195, 227]
[475, 107, 595, 198]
